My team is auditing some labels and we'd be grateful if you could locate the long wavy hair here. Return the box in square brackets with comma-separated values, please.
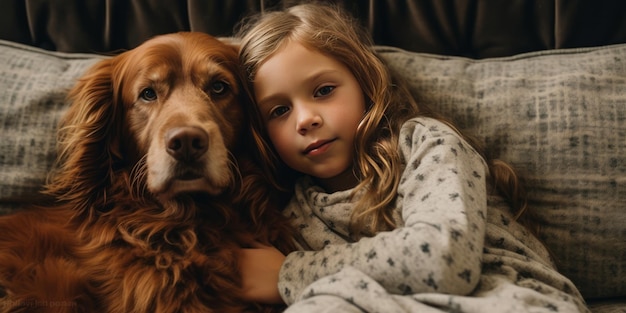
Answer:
[237, 3, 533, 237]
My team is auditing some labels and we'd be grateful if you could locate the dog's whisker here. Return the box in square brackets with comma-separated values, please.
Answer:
[129, 155, 149, 199]
[227, 150, 242, 187]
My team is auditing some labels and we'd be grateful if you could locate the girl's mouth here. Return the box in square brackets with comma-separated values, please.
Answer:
[304, 139, 336, 155]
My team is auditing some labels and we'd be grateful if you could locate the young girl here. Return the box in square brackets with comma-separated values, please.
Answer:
[236, 3, 589, 312]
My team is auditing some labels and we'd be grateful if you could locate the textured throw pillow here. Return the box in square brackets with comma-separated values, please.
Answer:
[0, 38, 624, 302]
[377, 45, 626, 300]
[0, 40, 104, 213]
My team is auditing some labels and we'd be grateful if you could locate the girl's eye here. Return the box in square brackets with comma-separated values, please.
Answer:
[140, 88, 157, 101]
[314, 85, 335, 97]
[269, 106, 290, 119]
[210, 81, 229, 96]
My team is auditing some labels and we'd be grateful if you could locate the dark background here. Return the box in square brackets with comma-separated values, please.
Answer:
[2, 0, 626, 58]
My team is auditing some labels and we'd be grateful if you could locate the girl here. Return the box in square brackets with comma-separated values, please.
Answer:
[236, 3, 589, 312]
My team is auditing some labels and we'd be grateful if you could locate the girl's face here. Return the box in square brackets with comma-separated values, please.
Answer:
[253, 41, 366, 192]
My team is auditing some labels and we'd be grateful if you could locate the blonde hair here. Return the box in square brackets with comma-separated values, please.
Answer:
[237, 3, 533, 237]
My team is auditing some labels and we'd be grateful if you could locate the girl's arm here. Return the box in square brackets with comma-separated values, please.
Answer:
[238, 243, 285, 304]
[277, 117, 488, 304]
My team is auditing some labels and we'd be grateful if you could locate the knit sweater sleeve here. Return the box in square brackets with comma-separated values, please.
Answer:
[277, 117, 488, 304]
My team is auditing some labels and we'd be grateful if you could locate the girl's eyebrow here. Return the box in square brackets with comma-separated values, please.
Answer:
[307, 69, 340, 83]
[256, 94, 281, 108]
[255, 69, 340, 107]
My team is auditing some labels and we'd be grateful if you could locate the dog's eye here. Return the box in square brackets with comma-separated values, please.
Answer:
[140, 88, 158, 101]
[209, 81, 229, 96]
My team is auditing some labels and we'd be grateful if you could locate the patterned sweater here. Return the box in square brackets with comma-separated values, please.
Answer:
[278, 117, 589, 313]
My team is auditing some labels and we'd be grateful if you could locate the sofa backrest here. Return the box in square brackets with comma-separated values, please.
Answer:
[2, 0, 626, 58]
[1, 37, 625, 301]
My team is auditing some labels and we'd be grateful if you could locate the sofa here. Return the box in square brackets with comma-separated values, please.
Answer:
[0, 1, 624, 312]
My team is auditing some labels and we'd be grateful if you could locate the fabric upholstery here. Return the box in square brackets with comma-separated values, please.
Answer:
[377, 44, 626, 300]
[0, 41, 104, 212]
[2, 0, 626, 58]
[0, 39, 624, 311]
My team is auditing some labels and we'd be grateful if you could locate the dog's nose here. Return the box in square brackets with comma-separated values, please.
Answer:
[165, 127, 209, 162]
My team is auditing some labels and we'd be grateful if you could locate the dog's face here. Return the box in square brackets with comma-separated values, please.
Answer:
[111, 33, 244, 199]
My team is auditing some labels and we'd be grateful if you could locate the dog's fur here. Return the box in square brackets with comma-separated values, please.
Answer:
[0, 32, 295, 313]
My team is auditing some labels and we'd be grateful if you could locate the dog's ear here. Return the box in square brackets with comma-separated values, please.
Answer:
[44, 56, 125, 214]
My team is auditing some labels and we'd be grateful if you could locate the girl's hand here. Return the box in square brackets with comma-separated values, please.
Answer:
[238, 243, 286, 304]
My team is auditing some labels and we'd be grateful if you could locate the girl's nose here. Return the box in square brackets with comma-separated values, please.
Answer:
[295, 105, 322, 135]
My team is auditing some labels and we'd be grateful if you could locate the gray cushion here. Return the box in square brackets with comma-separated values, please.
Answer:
[377, 44, 626, 300]
[0, 40, 104, 213]
[0, 38, 624, 303]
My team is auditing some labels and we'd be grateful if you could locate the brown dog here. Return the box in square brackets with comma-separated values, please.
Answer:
[0, 32, 294, 313]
